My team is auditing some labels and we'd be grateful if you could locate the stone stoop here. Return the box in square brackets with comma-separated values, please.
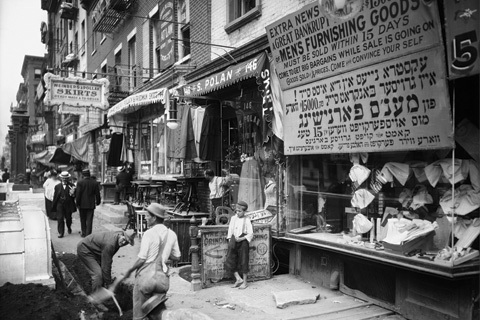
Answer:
[96, 203, 128, 225]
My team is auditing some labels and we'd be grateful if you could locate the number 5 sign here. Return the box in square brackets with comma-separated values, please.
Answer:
[444, 0, 479, 79]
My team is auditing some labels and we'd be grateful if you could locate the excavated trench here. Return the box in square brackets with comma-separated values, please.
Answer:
[0, 252, 134, 320]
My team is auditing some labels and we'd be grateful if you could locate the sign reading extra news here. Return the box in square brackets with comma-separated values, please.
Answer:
[266, 0, 442, 90]
[283, 47, 454, 155]
[43, 73, 109, 114]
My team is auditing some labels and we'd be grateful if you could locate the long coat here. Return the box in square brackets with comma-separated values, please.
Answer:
[51, 182, 76, 214]
[76, 177, 101, 209]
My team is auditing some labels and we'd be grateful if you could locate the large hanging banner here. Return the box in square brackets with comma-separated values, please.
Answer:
[283, 47, 454, 155]
[443, 0, 479, 79]
[266, 0, 442, 90]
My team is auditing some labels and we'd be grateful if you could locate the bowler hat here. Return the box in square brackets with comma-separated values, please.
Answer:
[123, 229, 136, 246]
[59, 171, 71, 179]
[82, 169, 91, 176]
[146, 203, 171, 219]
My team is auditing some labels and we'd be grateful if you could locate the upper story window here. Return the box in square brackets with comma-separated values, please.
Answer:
[91, 17, 97, 54]
[34, 69, 42, 80]
[225, 0, 261, 34]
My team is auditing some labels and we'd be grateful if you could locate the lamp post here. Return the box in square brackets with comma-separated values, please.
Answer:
[189, 216, 201, 291]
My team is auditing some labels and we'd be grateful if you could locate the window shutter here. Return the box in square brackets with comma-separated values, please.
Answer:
[142, 19, 150, 82]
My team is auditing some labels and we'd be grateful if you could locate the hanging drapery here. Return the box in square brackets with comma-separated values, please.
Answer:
[62, 134, 91, 163]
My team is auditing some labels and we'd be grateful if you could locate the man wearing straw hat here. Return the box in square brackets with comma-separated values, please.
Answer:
[51, 171, 77, 238]
[123, 203, 181, 319]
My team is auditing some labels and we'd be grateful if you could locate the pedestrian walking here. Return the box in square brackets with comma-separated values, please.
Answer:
[75, 169, 101, 237]
[51, 171, 76, 238]
[43, 169, 60, 220]
[77, 230, 136, 293]
[123, 203, 181, 319]
[225, 200, 253, 290]
[2, 168, 10, 182]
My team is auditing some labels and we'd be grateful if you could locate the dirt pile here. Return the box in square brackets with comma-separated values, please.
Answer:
[0, 253, 133, 320]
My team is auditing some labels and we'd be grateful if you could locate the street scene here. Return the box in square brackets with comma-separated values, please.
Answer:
[0, 0, 479, 319]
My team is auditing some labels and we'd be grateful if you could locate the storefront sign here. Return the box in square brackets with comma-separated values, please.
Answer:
[43, 73, 109, 110]
[31, 133, 46, 143]
[246, 209, 274, 222]
[158, 0, 175, 69]
[201, 225, 271, 288]
[183, 53, 267, 96]
[283, 47, 454, 155]
[444, 0, 479, 79]
[107, 88, 168, 119]
[266, 0, 442, 90]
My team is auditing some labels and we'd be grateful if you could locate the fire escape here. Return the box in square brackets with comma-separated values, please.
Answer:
[93, 0, 136, 33]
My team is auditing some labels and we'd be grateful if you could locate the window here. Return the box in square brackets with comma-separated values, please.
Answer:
[128, 36, 137, 90]
[34, 69, 42, 80]
[225, 0, 261, 34]
[91, 17, 97, 54]
[80, 20, 85, 55]
[178, 0, 190, 59]
[114, 50, 122, 90]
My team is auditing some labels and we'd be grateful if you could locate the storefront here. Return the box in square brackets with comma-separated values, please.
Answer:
[265, 1, 479, 319]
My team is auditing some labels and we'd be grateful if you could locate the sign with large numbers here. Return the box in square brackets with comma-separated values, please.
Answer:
[444, 0, 479, 79]
[283, 47, 454, 155]
[201, 225, 271, 288]
[266, 0, 442, 90]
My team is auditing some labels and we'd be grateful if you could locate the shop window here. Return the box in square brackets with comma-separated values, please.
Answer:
[225, 0, 261, 34]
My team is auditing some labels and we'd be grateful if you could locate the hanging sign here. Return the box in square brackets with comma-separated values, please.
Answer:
[158, 0, 175, 69]
[265, 0, 442, 90]
[443, 0, 479, 79]
[283, 47, 454, 155]
[43, 73, 109, 112]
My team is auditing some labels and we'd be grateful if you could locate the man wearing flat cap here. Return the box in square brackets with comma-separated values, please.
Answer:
[76, 168, 101, 237]
[77, 230, 136, 293]
[124, 203, 181, 319]
[52, 171, 77, 238]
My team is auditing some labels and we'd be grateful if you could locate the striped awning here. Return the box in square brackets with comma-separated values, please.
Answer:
[107, 88, 168, 119]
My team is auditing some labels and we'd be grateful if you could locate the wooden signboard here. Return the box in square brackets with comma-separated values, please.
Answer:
[200, 225, 271, 288]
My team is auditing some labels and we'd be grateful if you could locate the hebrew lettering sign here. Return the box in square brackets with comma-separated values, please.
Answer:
[283, 47, 454, 154]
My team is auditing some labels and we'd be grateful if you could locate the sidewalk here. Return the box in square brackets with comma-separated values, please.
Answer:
[15, 191, 404, 320]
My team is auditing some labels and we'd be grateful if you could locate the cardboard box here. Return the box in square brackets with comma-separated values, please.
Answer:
[382, 232, 434, 254]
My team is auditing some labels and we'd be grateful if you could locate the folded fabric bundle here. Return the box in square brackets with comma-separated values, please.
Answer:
[349, 164, 371, 187]
[351, 188, 375, 209]
[380, 162, 411, 186]
[439, 184, 480, 216]
[425, 158, 473, 187]
[352, 213, 373, 234]
[410, 185, 433, 210]
[408, 161, 428, 183]
[398, 188, 413, 209]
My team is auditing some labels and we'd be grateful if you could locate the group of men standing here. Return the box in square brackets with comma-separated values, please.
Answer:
[44, 168, 101, 238]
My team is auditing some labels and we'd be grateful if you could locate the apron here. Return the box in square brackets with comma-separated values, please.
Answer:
[133, 230, 170, 320]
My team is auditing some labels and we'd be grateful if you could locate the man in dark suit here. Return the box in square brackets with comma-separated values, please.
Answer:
[114, 166, 132, 205]
[76, 169, 101, 237]
[52, 171, 77, 238]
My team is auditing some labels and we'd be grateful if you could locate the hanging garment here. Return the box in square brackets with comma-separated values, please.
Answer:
[237, 158, 264, 211]
[191, 106, 205, 162]
[184, 107, 197, 160]
[107, 133, 124, 166]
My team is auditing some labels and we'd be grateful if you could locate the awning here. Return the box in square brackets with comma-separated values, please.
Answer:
[182, 52, 267, 96]
[33, 150, 55, 167]
[107, 87, 168, 119]
[62, 134, 91, 163]
[49, 148, 72, 165]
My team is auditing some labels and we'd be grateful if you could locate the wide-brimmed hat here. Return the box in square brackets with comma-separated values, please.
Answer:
[59, 171, 71, 179]
[146, 203, 171, 219]
[123, 229, 136, 246]
[117, 166, 125, 172]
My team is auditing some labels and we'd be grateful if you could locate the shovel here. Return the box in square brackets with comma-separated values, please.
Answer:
[88, 277, 124, 316]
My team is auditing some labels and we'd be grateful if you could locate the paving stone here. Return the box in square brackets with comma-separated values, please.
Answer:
[272, 288, 320, 309]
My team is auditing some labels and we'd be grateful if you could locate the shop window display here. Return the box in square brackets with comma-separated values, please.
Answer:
[286, 149, 480, 255]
